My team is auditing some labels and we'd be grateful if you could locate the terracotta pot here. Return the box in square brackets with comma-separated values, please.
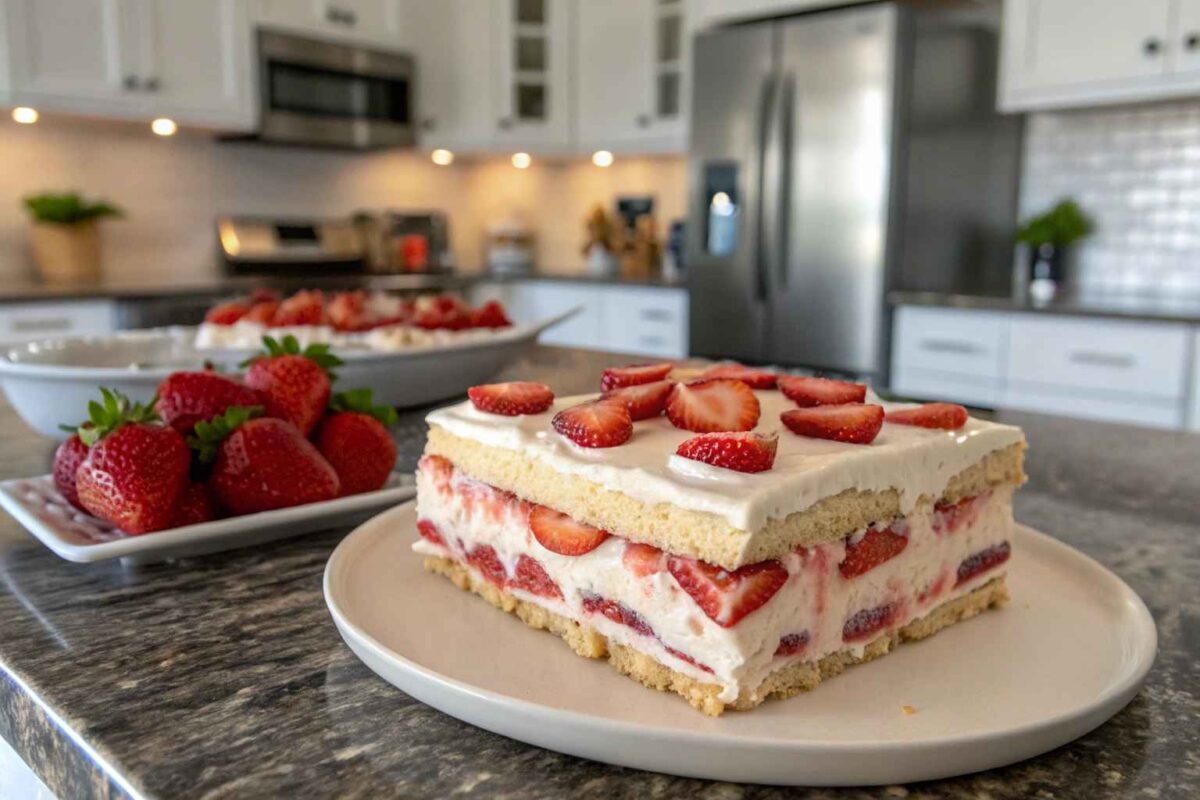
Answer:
[30, 221, 101, 284]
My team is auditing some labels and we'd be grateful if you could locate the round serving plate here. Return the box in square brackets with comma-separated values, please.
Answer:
[324, 501, 1157, 787]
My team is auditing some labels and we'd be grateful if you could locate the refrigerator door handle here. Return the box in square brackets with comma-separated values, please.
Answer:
[777, 74, 796, 289]
[755, 73, 780, 304]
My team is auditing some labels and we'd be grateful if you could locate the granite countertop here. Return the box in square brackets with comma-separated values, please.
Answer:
[889, 290, 1200, 324]
[0, 271, 685, 304]
[0, 346, 1196, 799]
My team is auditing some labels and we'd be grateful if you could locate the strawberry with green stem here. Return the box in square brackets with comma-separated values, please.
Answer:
[314, 389, 398, 496]
[242, 335, 343, 436]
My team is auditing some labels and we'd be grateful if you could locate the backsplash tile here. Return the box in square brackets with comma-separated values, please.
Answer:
[1020, 100, 1200, 296]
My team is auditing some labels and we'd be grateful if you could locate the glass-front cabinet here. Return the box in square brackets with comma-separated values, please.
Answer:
[492, 0, 573, 148]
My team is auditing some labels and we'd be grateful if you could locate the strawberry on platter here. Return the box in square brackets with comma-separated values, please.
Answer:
[242, 335, 343, 436]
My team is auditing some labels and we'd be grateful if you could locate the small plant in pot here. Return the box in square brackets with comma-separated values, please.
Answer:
[1015, 199, 1093, 302]
[23, 192, 123, 285]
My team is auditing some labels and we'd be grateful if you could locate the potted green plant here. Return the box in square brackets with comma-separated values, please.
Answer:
[1015, 199, 1093, 301]
[23, 192, 123, 284]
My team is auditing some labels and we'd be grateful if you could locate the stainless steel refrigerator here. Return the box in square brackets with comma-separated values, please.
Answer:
[686, 1, 1021, 380]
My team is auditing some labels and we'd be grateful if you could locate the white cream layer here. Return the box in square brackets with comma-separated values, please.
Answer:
[425, 389, 1024, 533]
[413, 464, 1013, 703]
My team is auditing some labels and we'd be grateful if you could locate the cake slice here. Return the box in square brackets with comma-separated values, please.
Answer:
[412, 367, 1026, 715]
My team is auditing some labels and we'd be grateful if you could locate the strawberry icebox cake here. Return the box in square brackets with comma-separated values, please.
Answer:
[413, 364, 1027, 715]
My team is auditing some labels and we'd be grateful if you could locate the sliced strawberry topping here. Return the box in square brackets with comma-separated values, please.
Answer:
[665, 379, 761, 433]
[622, 542, 667, 577]
[886, 402, 969, 430]
[552, 399, 633, 448]
[675, 431, 778, 473]
[839, 522, 909, 578]
[581, 593, 654, 637]
[529, 505, 611, 556]
[243, 300, 279, 324]
[781, 404, 884, 444]
[843, 602, 898, 642]
[469, 300, 513, 329]
[777, 375, 867, 407]
[955, 542, 1011, 586]
[467, 382, 554, 416]
[510, 554, 564, 599]
[416, 518, 447, 547]
[601, 380, 674, 421]
[663, 645, 715, 674]
[667, 556, 788, 628]
[600, 362, 674, 392]
[205, 301, 249, 325]
[271, 290, 324, 327]
[933, 493, 987, 535]
[702, 364, 777, 389]
[775, 631, 810, 657]
[466, 544, 507, 587]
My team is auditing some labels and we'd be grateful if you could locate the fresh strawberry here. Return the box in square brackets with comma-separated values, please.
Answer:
[156, 370, 263, 436]
[665, 379, 760, 433]
[529, 504, 610, 555]
[199, 410, 340, 515]
[416, 518, 447, 547]
[623, 542, 666, 577]
[270, 290, 325, 327]
[842, 603, 898, 642]
[73, 389, 190, 535]
[434, 293, 467, 315]
[775, 631, 810, 656]
[415, 294, 471, 330]
[777, 375, 866, 407]
[667, 556, 788, 628]
[955, 542, 1011, 586]
[510, 554, 563, 599]
[467, 382, 554, 416]
[839, 523, 909, 578]
[675, 431, 778, 473]
[601, 379, 674, 421]
[600, 362, 673, 392]
[886, 402, 969, 430]
[327, 291, 369, 332]
[466, 544, 507, 587]
[581, 593, 654, 637]
[469, 300, 512, 328]
[315, 389, 398, 496]
[552, 399, 632, 448]
[243, 300, 279, 324]
[52, 434, 90, 510]
[205, 301, 249, 325]
[781, 404, 884, 444]
[243, 335, 342, 436]
[169, 483, 216, 527]
[702, 364, 777, 389]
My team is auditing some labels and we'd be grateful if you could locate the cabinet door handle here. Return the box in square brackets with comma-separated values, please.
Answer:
[498, 117, 513, 130]
[639, 308, 674, 322]
[421, 118, 436, 132]
[143, 77, 160, 92]
[917, 339, 982, 355]
[1067, 351, 1135, 369]
[123, 74, 140, 90]
[1143, 37, 1162, 55]
[1186, 33, 1200, 50]
[11, 317, 72, 333]
[636, 113, 651, 128]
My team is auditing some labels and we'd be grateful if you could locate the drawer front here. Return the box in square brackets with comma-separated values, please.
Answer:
[891, 366, 1000, 408]
[602, 287, 689, 358]
[1006, 317, 1188, 399]
[892, 306, 1008, 380]
[0, 300, 117, 343]
[515, 283, 603, 349]
[1005, 383, 1183, 430]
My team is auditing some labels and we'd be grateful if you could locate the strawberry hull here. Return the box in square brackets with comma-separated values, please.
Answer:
[413, 455, 1015, 706]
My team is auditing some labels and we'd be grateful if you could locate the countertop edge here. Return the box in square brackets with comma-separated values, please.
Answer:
[889, 290, 1200, 325]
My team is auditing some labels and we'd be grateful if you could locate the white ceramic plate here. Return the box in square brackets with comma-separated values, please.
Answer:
[0, 311, 573, 439]
[0, 473, 415, 565]
[325, 501, 1157, 786]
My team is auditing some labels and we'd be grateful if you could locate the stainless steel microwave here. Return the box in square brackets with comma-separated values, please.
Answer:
[255, 30, 415, 149]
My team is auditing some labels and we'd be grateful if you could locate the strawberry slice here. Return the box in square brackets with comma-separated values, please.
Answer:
[839, 523, 909, 578]
[622, 542, 666, 577]
[529, 504, 611, 555]
[781, 404, 884, 444]
[600, 362, 673, 392]
[601, 380, 674, 421]
[467, 382, 554, 416]
[933, 493, 986, 535]
[675, 432, 778, 473]
[777, 375, 866, 407]
[702, 364, 777, 389]
[662, 645, 715, 674]
[955, 542, 1011, 586]
[665, 379, 761, 433]
[667, 556, 788, 628]
[466, 544, 507, 587]
[887, 402, 969, 430]
[552, 399, 633, 448]
[416, 518, 447, 547]
[581, 593, 654, 637]
[843, 602, 898, 642]
[775, 631, 810, 656]
[510, 554, 563, 599]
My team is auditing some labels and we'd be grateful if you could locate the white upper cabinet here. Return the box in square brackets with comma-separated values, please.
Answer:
[576, 0, 689, 153]
[0, 0, 254, 129]
[490, 0, 574, 150]
[1000, 0, 1200, 111]
[254, 0, 403, 45]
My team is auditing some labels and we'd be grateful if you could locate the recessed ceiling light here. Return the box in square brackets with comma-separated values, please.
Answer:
[151, 118, 177, 137]
[431, 148, 455, 166]
[592, 150, 614, 167]
[511, 152, 532, 169]
[11, 107, 38, 124]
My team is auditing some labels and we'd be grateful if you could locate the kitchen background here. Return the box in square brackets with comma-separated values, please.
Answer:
[1, 0, 1199, 434]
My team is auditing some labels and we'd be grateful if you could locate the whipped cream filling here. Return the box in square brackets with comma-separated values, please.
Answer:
[413, 462, 1013, 703]
[426, 390, 1024, 532]
[194, 321, 495, 352]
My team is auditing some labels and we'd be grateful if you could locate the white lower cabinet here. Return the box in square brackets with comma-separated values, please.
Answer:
[0, 299, 118, 344]
[1190, 329, 1200, 432]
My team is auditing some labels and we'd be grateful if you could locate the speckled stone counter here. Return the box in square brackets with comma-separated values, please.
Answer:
[0, 346, 1196, 799]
